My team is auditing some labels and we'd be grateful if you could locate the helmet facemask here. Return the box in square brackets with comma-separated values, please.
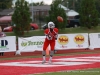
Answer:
[48, 22, 55, 29]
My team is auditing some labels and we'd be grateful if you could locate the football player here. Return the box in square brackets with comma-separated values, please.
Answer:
[42, 21, 58, 64]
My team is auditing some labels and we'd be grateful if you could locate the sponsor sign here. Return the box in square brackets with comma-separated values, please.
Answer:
[0, 36, 16, 52]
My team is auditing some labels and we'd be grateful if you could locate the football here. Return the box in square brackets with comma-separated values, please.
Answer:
[57, 16, 63, 22]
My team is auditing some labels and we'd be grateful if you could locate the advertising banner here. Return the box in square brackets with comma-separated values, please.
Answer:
[56, 33, 89, 50]
[18, 33, 89, 52]
[18, 36, 45, 52]
[0, 36, 16, 52]
[89, 33, 100, 48]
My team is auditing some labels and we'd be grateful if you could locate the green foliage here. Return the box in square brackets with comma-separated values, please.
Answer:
[62, 0, 80, 10]
[46, 0, 67, 29]
[0, 0, 13, 9]
[79, 0, 99, 29]
[12, 0, 31, 36]
[30, 1, 46, 6]
[95, 0, 100, 17]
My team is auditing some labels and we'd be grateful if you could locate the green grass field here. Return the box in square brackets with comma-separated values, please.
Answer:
[5, 26, 100, 36]
[33, 68, 100, 75]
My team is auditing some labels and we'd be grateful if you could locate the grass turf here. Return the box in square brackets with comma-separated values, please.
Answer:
[5, 26, 100, 37]
[33, 68, 100, 75]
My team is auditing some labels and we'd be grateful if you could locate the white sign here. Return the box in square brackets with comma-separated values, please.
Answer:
[56, 33, 89, 50]
[18, 33, 89, 52]
[89, 33, 100, 48]
[0, 36, 16, 52]
[18, 36, 45, 52]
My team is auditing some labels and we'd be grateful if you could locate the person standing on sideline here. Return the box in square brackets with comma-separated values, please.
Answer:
[0, 26, 6, 56]
[42, 21, 58, 64]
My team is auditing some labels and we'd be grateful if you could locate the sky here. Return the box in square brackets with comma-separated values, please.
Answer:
[25, 0, 52, 5]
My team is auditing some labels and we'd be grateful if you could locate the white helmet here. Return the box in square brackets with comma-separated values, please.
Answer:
[48, 21, 55, 29]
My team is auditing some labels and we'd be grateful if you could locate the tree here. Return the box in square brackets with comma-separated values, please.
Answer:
[12, 0, 31, 36]
[95, 0, 100, 17]
[30, 1, 46, 6]
[47, 0, 67, 29]
[79, 0, 99, 29]
[0, 0, 13, 9]
[62, 0, 79, 10]
[61, 0, 100, 13]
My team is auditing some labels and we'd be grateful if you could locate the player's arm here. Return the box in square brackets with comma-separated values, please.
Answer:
[55, 35, 58, 40]
[44, 29, 52, 40]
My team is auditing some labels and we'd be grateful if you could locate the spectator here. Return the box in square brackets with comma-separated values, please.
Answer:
[0, 26, 6, 56]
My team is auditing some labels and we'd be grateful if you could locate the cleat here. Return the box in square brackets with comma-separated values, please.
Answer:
[48, 60, 52, 64]
[42, 60, 46, 64]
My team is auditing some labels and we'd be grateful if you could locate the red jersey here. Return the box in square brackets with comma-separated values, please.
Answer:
[44, 28, 58, 41]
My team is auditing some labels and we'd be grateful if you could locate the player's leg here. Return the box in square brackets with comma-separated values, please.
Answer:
[54, 41, 57, 53]
[42, 41, 49, 64]
[49, 41, 55, 64]
[1, 52, 4, 56]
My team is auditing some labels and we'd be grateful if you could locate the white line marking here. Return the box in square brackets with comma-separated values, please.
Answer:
[0, 56, 100, 67]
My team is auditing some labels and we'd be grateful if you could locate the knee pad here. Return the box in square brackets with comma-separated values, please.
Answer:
[50, 51, 54, 57]
[42, 50, 46, 56]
